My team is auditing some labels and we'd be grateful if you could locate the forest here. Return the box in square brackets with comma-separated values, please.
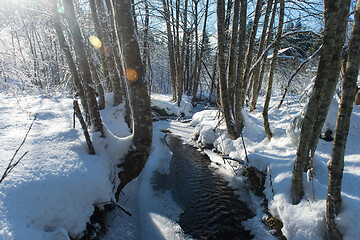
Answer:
[0, 0, 359, 239]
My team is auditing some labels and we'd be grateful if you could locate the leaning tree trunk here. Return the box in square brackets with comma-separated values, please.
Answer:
[63, 0, 103, 134]
[112, 0, 153, 201]
[217, 0, 237, 140]
[291, 0, 348, 204]
[263, 0, 284, 140]
[307, 0, 351, 162]
[51, 0, 89, 122]
[326, 2, 360, 238]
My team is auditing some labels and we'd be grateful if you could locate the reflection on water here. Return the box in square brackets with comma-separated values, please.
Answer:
[163, 134, 254, 240]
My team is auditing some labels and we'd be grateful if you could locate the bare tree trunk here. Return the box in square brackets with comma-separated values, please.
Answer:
[326, 2, 360, 238]
[291, 0, 350, 204]
[162, 0, 177, 101]
[234, 0, 247, 132]
[355, 88, 360, 105]
[250, 0, 274, 112]
[63, 0, 103, 134]
[191, 0, 200, 103]
[89, 58, 105, 110]
[176, 0, 188, 107]
[51, 0, 89, 122]
[240, 0, 263, 107]
[256, 0, 278, 98]
[191, 0, 210, 105]
[217, 0, 237, 140]
[226, 0, 240, 110]
[89, 0, 111, 93]
[307, 0, 351, 161]
[263, 0, 284, 140]
[112, 0, 152, 201]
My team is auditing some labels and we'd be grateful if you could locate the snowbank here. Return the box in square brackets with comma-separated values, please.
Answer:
[190, 95, 360, 240]
[0, 93, 131, 239]
[151, 94, 192, 117]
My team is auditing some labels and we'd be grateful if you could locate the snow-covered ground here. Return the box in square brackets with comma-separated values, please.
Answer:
[190, 94, 360, 240]
[0, 91, 359, 240]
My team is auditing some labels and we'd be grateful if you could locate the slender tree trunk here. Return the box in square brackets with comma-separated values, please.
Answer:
[191, 0, 210, 105]
[263, 0, 284, 140]
[250, 0, 274, 112]
[89, 0, 111, 92]
[227, 0, 240, 110]
[191, 0, 199, 102]
[217, 0, 237, 140]
[89, 58, 105, 110]
[291, 0, 349, 204]
[51, 0, 89, 122]
[112, 0, 152, 201]
[162, 0, 177, 101]
[326, 2, 360, 238]
[234, 0, 247, 132]
[240, 0, 263, 107]
[176, 0, 188, 107]
[63, 0, 103, 134]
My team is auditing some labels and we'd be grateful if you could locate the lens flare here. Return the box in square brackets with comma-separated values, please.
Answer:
[125, 68, 138, 82]
[57, 6, 64, 14]
[89, 36, 102, 49]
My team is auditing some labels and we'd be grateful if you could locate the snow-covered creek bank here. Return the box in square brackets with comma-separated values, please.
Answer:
[103, 118, 273, 240]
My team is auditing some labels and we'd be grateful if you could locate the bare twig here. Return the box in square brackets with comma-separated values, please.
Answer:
[111, 200, 132, 216]
[0, 113, 37, 184]
[73, 100, 95, 155]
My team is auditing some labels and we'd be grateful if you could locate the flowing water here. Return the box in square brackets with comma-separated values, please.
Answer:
[160, 133, 254, 240]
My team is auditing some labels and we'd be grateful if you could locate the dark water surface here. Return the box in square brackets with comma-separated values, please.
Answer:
[163, 134, 254, 240]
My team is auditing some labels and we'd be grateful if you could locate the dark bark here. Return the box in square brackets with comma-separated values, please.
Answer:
[162, 0, 177, 101]
[74, 100, 95, 155]
[234, 0, 247, 132]
[89, 0, 111, 92]
[112, 0, 152, 201]
[226, 0, 240, 109]
[217, 0, 237, 140]
[51, 0, 89, 122]
[89, 58, 105, 110]
[63, 0, 103, 134]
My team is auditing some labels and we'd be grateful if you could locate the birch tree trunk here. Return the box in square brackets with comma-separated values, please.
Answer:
[307, 0, 351, 161]
[112, 0, 153, 201]
[326, 2, 360, 238]
[291, 0, 349, 204]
